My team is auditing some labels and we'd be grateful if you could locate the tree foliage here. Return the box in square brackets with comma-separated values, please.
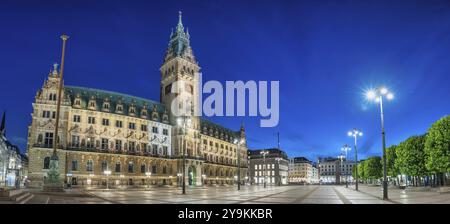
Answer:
[424, 115, 450, 173]
[385, 145, 398, 177]
[364, 156, 382, 179]
[395, 135, 427, 177]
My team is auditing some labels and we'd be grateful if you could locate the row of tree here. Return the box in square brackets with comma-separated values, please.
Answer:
[353, 115, 449, 187]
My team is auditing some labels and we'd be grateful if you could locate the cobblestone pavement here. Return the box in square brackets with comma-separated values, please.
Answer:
[3, 185, 449, 204]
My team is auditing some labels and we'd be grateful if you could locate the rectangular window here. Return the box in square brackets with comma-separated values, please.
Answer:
[152, 126, 158, 134]
[141, 124, 147, 132]
[152, 144, 158, 154]
[44, 132, 53, 146]
[115, 163, 121, 173]
[129, 141, 136, 151]
[116, 120, 123, 128]
[88, 117, 95, 124]
[101, 138, 108, 150]
[52, 111, 56, 119]
[42, 110, 50, 118]
[115, 140, 122, 151]
[102, 118, 109, 126]
[163, 146, 168, 155]
[71, 160, 78, 171]
[163, 129, 168, 136]
[140, 164, 146, 173]
[86, 160, 93, 172]
[254, 164, 258, 170]
[129, 122, 136, 130]
[203, 139, 207, 145]
[71, 135, 80, 147]
[152, 165, 157, 174]
[141, 143, 147, 152]
[86, 137, 94, 148]
[73, 115, 81, 123]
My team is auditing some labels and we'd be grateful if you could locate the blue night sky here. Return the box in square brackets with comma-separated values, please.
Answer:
[1, 0, 449, 161]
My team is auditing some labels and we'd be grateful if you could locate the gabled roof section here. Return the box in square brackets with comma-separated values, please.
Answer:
[64, 85, 167, 122]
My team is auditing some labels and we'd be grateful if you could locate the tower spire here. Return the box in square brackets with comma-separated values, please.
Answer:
[177, 11, 184, 32]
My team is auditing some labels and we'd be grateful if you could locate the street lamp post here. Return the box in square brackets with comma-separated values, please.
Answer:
[338, 154, 345, 186]
[177, 173, 182, 187]
[201, 174, 206, 186]
[366, 87, 394, 200]
[260, 151, 268, 188]
[177, 116, 191, 195]
[348, 128, 362, 191]
[104, 170, 111, 190]
[145, 172, 151, 189]
[275, 157, 282, 186]
[234, 137, 243, 190]
[341, 144, 351, 188]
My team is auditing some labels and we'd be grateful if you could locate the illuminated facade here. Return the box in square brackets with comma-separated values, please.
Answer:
[26, 13, 248, 188]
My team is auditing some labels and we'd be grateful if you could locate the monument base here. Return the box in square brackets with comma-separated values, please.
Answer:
[43, 183, 64, 192]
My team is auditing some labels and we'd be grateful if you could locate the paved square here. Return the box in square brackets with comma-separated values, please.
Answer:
[7, 185, 450, 204]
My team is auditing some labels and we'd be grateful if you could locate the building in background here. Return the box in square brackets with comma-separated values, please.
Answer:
[318, 157, 354, 184]
[26, 13, 248, 189]
[0, 112, 27, 188]
[288, 157, 319, 184]
[248, 148, 289, 186]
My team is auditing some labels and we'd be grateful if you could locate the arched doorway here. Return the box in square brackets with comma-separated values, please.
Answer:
[188, 166, 196, 186]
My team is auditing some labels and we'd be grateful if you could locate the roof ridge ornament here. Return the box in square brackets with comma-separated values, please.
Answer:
[52, 63, 59, 76]
[177, 11, 184, 33]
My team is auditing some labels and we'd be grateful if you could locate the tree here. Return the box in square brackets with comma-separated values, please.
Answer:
[357, 161, 366, 182]
[395, 135, 427, 186]
[425, 115, 450, 186]
[364, 156, 382, 183]
[385, 145, 400, 185]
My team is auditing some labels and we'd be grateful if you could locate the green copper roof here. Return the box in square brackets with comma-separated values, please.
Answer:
[200, 118, 239, 142]
[64, 85, 167, 121]
[164, 12, 196, 64]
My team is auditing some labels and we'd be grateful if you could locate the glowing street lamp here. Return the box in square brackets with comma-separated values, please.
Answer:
[234, 137, 244, 191]
[337, 154, 345, 186]
[341, 144, 351, 188]
[348, 128, 362, 191]
[104, 170, 111, 190]
[260, 150, 269, 188]
[177, 116, 191, 195]
[365, 87, 394, 200]
[145, 172, 152, 188]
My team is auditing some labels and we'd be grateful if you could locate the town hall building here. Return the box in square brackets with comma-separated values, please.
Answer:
[26, 13, 248, 188]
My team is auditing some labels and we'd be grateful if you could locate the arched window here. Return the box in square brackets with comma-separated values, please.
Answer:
[128, 161, 134, 173]
[115, 162, 121, 173]
[101, 161, 108, 172]
[140, 164, 146, 173]
[162, 165, 167, 174]
[86, 160, 93, 172]
[43, 157, 50, 169]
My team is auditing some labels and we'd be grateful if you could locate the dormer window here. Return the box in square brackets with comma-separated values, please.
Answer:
[116, 99, 123, 113]
[74, 99, 81, 107]
[102, 98, 110, 112]
[141, 109, 148, 119]
[129, 107, 136, 116]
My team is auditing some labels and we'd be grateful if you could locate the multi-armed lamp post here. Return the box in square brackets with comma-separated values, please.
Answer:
[348, 128, 362, 191]
[234, 137, 244, 191]
[177, 116, 191, 195]
[366, 87, 394, 200]
[341, 144, 351, 188]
